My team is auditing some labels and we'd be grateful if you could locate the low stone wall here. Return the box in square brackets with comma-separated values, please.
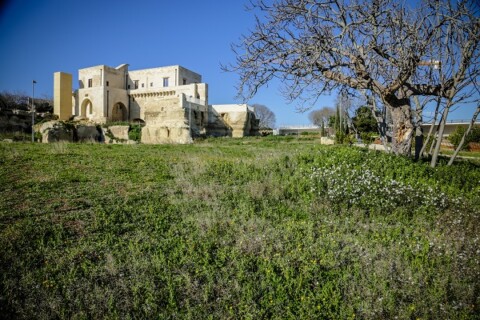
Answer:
[36, 121, 74, 143]
[142, 124, 191, 144]
[108, 126, 130, 141]
[35, 121, 136, 144]
[320, 137, 335, 145]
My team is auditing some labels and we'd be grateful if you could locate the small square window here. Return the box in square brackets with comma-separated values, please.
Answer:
[141, 83, 144, 88]
[163, 77, 169, 87]
[106, 81, 109, 86]
[150, 82, 153, 87]
[183, 78, 187, 85]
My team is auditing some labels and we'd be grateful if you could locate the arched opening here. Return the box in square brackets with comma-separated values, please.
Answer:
[111, 102, 127, 122]
[81, 99, 93, 118]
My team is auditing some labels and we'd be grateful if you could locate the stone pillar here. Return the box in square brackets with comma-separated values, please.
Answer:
[53, 72, 73, 120]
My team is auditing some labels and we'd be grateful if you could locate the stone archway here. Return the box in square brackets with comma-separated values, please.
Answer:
[111, 102, 127, 122]
[81, 99, 93, 118]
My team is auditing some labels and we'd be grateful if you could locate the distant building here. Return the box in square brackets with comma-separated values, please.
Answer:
[421, 120, 479, 137]
[54, 64, 258, 143]
[276, 125, 320, 135]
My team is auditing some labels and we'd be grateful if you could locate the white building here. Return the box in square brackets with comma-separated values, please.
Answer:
[54, 64, 259, 143]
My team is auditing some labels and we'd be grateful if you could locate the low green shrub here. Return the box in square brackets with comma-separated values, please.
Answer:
[300, 131, 318, 136]
[335, 132, 355, 144]
[360, 132, 376, 145]
[34, 131, 42, 142]
[128, 124, 142, 142]
[449, 125, 480, 150]
[0, 131, 30, 141]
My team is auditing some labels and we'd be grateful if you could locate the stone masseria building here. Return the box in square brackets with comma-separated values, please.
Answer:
[53, 64, 259, 143]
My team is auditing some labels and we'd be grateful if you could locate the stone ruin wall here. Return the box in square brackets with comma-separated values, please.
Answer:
[140, 95, 191, 144]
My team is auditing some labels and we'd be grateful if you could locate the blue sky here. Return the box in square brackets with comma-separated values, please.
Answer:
[0, 0, 476, 126]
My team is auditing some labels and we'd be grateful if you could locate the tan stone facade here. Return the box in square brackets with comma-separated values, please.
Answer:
[53, 64, 258, 143]
[53, 72, 72, 121]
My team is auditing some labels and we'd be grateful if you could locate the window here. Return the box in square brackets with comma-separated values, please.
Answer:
[163, 77, 169, 87]
[141, 83, 144, 88]
[88, 78, 92, 88]
[106, 81, 109, 86]
[183, 78, 187, 85]
[134, 80, 139, 89]
[150, 82, 153, 87]
[127, 84, 130, 89]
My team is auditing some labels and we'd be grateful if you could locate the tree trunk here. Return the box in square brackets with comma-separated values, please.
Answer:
[420, 97, 441, 157]
[414, 127, 424, 161]
[362, 92, 391, 153]
[389, 103, 414, 156]
[372, 96, 390, 152]
[428, 120, 441, 155]
[412, 96, 424, 161]
[431, 101, 453, 167]
[447, 105, 480, 166]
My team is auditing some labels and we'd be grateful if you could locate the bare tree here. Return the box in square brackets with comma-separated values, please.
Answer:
[225, 0, 480, 156]
[0, 91, 29, 110]
[309, 106, 334, 136]
[252, 103, 276, 129]
[308, 107, 334, 127]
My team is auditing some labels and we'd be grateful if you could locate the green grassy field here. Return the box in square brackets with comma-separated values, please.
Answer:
[1, 137, 479, 319]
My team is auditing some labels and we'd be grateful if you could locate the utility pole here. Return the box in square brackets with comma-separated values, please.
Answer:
[31, 80, 36, 142]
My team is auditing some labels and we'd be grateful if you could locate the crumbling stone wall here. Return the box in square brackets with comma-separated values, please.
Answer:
[35, 121, 136, 144]
[208, 104, 259, 138]
[141, 96, 192, 144]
